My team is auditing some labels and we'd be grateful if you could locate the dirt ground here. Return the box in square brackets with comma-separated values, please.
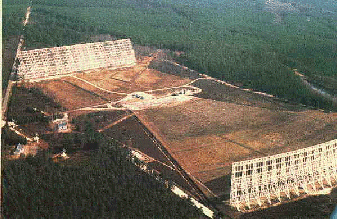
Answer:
[73, 57, 191, 94]
[32, 79, 107, 110]
[6, 49, 337, 218]
[61, 76, 126, 101]
[27, 56, 192, 111]
[136, 98, 337, 195]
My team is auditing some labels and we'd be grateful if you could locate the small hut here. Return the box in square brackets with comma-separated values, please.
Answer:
[13, 143, 24, 155]
[52, 113, 68, 132]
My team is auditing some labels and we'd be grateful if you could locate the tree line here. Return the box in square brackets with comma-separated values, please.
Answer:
[4, 0, 336, 112]
[2, 126, 204, 218]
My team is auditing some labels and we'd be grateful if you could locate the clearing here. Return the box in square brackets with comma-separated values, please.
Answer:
[7, 52, 337, 217]
[136, 97, 337, 197]
[24, 56, 192, 111]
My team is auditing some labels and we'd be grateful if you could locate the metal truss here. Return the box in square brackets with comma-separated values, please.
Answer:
[230, 139, 337, 211]
[16, 39, 136, 80]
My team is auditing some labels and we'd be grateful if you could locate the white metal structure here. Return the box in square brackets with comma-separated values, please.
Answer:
[16, 39, 136, 80]
[230, 139, 337, 211]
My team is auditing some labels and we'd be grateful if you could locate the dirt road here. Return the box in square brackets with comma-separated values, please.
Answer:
[294, 70, 337, 103]
[2, 6, 31, 122]
[98, 113, 134, 132]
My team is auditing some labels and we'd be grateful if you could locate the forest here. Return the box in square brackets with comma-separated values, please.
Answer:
[2, 1, 336, 217]
[2, 122, 204, 218]
[3, 0, 337, 111]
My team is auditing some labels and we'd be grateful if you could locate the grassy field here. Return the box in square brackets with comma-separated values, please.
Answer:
[192, 79, 310, 111]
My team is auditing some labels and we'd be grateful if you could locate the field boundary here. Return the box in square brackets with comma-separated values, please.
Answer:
[133, 113, 218, 208]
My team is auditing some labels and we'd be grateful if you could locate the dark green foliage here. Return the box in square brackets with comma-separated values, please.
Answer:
[2, 4, 27, 91]
[71, 111, 129, 132]
[24, 8, 96, 49]
[149, 60, 200, 79]
[45, 111, 130, 153]
[1, 125, 28, 147]
[41, 133, 92, 153]
[2, 5, 27, 37]
[7, 85, 62, 125]
[306, 74, 337, 96]
[2, 136, 203, 218]
[23, 7, 121, 49]
[3, 0, 337, 111]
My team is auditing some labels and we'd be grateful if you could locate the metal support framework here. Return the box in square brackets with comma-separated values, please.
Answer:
[230, 139, 337, 211]
[16, 39, 136, 80]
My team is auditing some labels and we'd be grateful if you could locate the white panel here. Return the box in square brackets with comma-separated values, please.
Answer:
[230, 139, 337, 211]
[16, 39, 136, 80]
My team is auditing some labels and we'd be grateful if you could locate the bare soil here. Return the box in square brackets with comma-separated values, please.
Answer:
[62, 76, 126, 101]
[74, 57, 191, 94]
[33, 79, 107, 110]
[27, 56, 192, 111]
[136, 98, 337, 195]
[7, 51, 337, 218]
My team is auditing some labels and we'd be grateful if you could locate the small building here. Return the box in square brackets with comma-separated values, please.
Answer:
[60, 148, 69, 159]
[14, 143, 24, 155]
[33, 133, 40, 143]
[52, 113, 69, 132]
[57, 121, 67, 131]
[52, 119, 68, 132]
[52, 148, 69, 160]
